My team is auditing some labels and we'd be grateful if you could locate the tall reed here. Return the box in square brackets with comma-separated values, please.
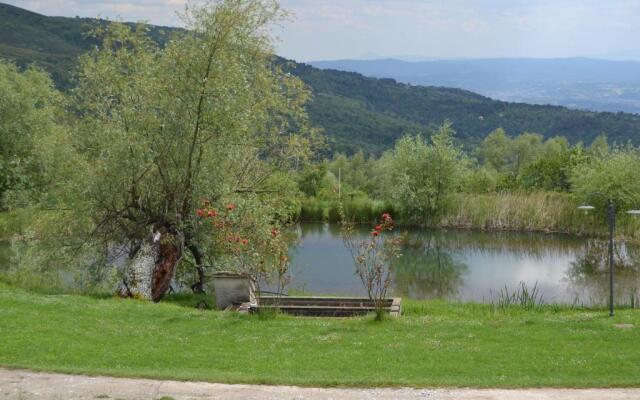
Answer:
[298, 192, 640, 239]
[490, 281, 545, 311]
[438, 192, 640, 239]
[299, 197, 397, 224]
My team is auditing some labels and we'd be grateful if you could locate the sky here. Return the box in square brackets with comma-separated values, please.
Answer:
[6, 0, 640, 61]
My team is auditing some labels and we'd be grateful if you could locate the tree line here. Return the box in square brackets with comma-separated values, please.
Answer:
[297, 122, 640, 225]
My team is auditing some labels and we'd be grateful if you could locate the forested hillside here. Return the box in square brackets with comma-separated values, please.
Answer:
[310, 58, 640, 114]
[0, 3, 172, 89]
[2, 2, 640, 154]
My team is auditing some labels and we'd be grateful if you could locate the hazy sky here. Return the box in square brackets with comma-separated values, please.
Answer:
[6, 0, 640, 61]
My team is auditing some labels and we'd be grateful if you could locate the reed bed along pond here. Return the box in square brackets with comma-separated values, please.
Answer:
[298, 192, 640, 238]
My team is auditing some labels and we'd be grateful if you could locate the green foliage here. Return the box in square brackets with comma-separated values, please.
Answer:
[491, 281, 546, 311]
[326, 150, 380, 197]
[292, 125, 640, 237]
[519, 137, 585, 191]
[385, 122, 469, 220]
[299, 196, 396, 224]
[571, 148, 640, 212]
[476, 129, 545, 179]
[0, 61, 62, 208]
[464, 167, 498, 193]
[511, 132, 544, 176]
[297, 163, 328, 197]
[72, 2, 308, 242]
[475, 130, 588, 191]
[477, 128, 511, 171]
[588, 134, 610, 158]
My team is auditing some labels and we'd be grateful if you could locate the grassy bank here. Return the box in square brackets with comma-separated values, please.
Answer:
[299, 192, 640, 239]
[1, 283, 640, 388]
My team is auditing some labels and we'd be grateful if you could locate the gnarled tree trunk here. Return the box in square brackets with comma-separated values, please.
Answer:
[118, 224, 183, 302]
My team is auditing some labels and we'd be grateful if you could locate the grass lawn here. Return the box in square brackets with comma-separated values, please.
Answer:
[0, 283, 639, 388]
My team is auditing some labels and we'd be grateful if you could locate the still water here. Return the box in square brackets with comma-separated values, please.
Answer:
[2, 224, 639, 305]
[288, 224, 640, 305]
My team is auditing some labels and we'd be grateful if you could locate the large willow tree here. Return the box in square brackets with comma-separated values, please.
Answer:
[20, 0, 315, 300]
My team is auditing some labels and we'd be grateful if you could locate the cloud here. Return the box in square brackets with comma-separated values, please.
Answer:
[276, 0, 640, 61]
[6, 0, 640, 61]
[6, 0, 187, 25]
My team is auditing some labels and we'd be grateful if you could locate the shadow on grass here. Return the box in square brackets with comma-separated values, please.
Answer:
[162, 292, 212, 309]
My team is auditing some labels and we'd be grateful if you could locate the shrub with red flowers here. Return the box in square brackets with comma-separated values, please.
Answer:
[194, 199, 291, 296]
[341, 212, 402, 320]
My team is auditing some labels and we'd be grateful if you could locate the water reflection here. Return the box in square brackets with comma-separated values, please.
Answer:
[393, 235, 468, 300]
[288, 224, 640, 305]
[2, 223, 639, 305]
[565, 240, 640, 306]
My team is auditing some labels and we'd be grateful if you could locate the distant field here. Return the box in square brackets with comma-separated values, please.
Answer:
[1, 283, 639, 388]
[310, 58, 640, 114]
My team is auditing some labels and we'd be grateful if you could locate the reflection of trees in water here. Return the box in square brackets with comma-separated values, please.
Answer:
[565, 240, 640, 306]
[392, 236, 468, 300]
[296, 223, 637, 304]
[297, 223, 584, 261]
[431, 230, 582, 261]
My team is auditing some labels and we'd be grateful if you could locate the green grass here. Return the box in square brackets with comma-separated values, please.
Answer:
[1, 283, 640, 388]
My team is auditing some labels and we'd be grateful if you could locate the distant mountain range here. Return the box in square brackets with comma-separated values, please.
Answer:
[2, 2, 640, 154]
[310, 58, 640, 114]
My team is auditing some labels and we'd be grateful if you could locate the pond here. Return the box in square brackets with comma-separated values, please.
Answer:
[2, 225, 639, 306]
[287, 224, 640, 306]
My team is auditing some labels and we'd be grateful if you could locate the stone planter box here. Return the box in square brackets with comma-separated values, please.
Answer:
[211, 271, 256, 310]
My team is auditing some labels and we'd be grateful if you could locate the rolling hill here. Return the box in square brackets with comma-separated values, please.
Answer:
[310, 58, 640, 114]
[2, 2, 640, 154]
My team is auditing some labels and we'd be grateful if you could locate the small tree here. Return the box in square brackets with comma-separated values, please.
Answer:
[342, 213, 402, 320]
[570, 148, 640, 212]
[386, 121, 468, 220]
[477, 127, 511, 172]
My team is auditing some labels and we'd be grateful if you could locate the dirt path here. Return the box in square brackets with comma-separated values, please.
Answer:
[1, 368, 640, 400]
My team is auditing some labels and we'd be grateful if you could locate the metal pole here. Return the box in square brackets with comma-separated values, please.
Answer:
[338, 167, 341, 200]
[607, 200, 616, 317]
